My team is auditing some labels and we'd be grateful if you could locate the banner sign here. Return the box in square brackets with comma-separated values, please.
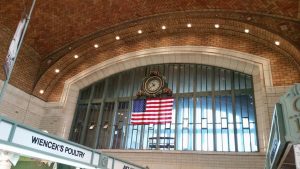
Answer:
[3, 17, 27, 80]
[12, 127, 92, 163]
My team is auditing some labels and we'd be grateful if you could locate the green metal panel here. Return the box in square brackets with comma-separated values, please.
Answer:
[265, 104, 286, 169]
[265, 84, 300, 169]
[279, 84, 300, 143]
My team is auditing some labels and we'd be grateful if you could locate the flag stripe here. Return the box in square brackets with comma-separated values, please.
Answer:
[131, 122, 170, 125]
[131, 119, 172, 123]
[131, 112, 172, 117]
[131, 111, 172, 115]
[131, 116, 172, 120]
[131, 118, 172, 122]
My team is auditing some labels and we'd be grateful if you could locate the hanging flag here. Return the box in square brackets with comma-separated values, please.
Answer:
[131, 97, 174, 125]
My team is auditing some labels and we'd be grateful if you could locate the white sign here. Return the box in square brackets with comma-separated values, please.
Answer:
[294, 144, 300, 169]
[11, 127, 92, 164]
[0, 121, 13, 141]
[114, 160, 141, 169]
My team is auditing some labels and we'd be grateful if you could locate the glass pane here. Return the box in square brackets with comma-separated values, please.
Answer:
[189, 65, 195, 93]
[196, 97, 202, 123]
[93, 81, 105, 99]
[106, 76, 118, 98]
[173, 65, 178, 93]
[84, 104, 101, 148]
[97, 102, 115, 149]
[226, 70, 232, 90]
[119, 71, 133, 97]
[216, 124, 222, 151]
[112, 102, 129, 149]
[207, 67, 212, 91]
[184, 65, 189, 93]
[179, 65, 185, 93]
[239, 74, 246, 89]
[246, 76, 252, 89]
[70, 104, 88, 143]
[201, 66, 207, 92]
[215, 68, 220, 91]
[80, 87, 91, 100]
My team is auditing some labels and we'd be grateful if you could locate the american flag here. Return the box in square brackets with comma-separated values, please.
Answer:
[131, 97, 174, 125]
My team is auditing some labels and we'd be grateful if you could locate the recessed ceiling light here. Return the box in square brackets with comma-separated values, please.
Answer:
[187, 23, 192, 28]
[74, 54, 79, 59]
[115, 36, 120, 40]
[55, 69, 60, 73]
[39, 90, 44, 94]
[161, 25, 166, 30]
[244, 29, 249, 33]
[275, 41, 280, 46]
[94, 44, 99, 48]
[138, 30, 142, 34]
[214, 24, 220, 28]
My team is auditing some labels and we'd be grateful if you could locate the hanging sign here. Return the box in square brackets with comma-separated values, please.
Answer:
[11, 127, 92, 163]
[3, 18, 26, 80]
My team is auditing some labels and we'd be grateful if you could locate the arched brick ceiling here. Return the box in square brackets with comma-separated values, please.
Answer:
[32, 16, 300, 101]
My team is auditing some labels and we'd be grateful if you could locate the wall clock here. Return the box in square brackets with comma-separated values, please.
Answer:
[143, 75, 164, 95]
[136, 71, 172, 98]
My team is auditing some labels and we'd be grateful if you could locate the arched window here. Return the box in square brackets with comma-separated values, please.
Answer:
[70, 64, 258, 152]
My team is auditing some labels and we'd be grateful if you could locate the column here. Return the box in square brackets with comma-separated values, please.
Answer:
[0, 151, 19, 169]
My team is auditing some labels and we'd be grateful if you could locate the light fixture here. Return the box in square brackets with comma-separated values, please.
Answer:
[214, 24, 220, 28]
[94, 44, 99, 48]
[275, 41, 280, 46]
[161, 25, 166, 30]
[115, 36, 120, 40]
[103, 122, 109, 129]
[187, 23, 192, 28]
[39, 90, 44, 94]
[244, 29, 249, 33]
[89, 122, 95, 130]
[55, 69, 60, 73]
[138, 30, 142, 34]
[74, 54, 79, 59]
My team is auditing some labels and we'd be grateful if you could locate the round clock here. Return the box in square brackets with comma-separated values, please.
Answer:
[143, 76, 164, 94]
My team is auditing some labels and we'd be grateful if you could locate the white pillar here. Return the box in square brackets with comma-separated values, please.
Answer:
[0, 151, 12, 169]
[0, 161, 11, 169]
[0, 151, 19, 169]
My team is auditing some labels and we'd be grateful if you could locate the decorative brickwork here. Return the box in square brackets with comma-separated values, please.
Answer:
[34, 31, 300, 102]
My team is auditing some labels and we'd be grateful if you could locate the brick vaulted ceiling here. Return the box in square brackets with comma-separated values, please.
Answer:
[0, 0, 300, 101]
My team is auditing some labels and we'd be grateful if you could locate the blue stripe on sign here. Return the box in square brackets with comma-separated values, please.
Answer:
[133, 99, 146, 112]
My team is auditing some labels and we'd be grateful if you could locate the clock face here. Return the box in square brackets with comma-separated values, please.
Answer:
[144, 76, 163, 94]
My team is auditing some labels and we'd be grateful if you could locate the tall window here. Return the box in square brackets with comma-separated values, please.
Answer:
[70, 64, 258, 152]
